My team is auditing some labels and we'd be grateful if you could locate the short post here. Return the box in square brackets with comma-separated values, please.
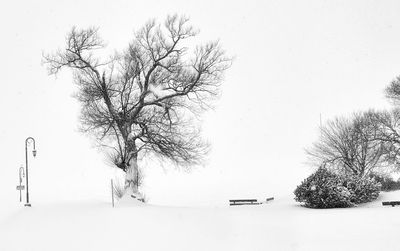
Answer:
[111, 179, 115, 208]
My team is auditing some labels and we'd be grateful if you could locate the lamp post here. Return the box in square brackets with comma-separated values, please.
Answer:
[25, 137, 36, 207]
[18, 166, 25, 202]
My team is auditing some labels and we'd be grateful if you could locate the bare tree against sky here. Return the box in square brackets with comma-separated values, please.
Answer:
[368, 109, 400, 171]
[43, 15, 232, 196]
[379, 77, 400, 170]
[306, 112, 387, 177]
[385, 76, 400, 104]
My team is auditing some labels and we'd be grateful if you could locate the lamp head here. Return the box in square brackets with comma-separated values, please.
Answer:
[32, 149, 37, 157]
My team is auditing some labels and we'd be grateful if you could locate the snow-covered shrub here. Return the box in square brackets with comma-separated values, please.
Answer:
[294, 167, 381, 208]
[344, 175, 381, 204]
[369, 173, 400, 191]
[294, 168, 354, 208]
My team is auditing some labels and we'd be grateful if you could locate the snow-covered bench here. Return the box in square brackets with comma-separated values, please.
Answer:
[229, 199, 259, 206]
[229, 197, 274, 206]
[229, 198, 274, 206]
[382, 201, 400, 207]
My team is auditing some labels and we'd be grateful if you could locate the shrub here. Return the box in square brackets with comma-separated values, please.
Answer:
[369, 173, 400, 191]
[294, 167, 381, 208]
[344, 175, 380, 204]
[294, 168, 354, 208]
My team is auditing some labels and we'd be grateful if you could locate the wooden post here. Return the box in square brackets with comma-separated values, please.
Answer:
[111, 179, 115, 208]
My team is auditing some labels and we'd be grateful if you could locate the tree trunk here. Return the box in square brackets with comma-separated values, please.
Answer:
[125, 156, 139, 194]
[124, 138, 142, 199]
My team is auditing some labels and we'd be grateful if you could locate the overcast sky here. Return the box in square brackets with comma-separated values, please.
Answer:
[1, 0, 400, 206]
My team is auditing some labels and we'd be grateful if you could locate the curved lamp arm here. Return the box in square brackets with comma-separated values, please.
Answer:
[26, 137, 37, 157]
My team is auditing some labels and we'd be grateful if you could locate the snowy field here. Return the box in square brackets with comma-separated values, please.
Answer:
[1, 191, 399, 251]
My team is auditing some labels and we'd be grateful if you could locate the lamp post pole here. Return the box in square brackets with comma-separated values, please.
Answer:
[25, 137, 37, 207]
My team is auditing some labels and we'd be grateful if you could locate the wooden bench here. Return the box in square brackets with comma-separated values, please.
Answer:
[382, 201, 400, 207]
[229, 198, 274, 206]
[229, 199, 259, 206]
[229, 197, 274, 206]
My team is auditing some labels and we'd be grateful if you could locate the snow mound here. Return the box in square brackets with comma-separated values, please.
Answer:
[116, 193, 146, 207]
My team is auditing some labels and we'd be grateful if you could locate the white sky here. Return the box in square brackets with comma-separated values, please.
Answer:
[1, 0, 400, 206]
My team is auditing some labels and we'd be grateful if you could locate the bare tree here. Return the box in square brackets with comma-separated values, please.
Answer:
[385, 76, 400, 104]
[380, 76, 400, 170]
[368, 109, 400, 171]
[43, 15, 232, 197]
[307, 111, 387, 177]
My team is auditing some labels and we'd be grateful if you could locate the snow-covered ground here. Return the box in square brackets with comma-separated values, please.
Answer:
[1, 191, 399, 251]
